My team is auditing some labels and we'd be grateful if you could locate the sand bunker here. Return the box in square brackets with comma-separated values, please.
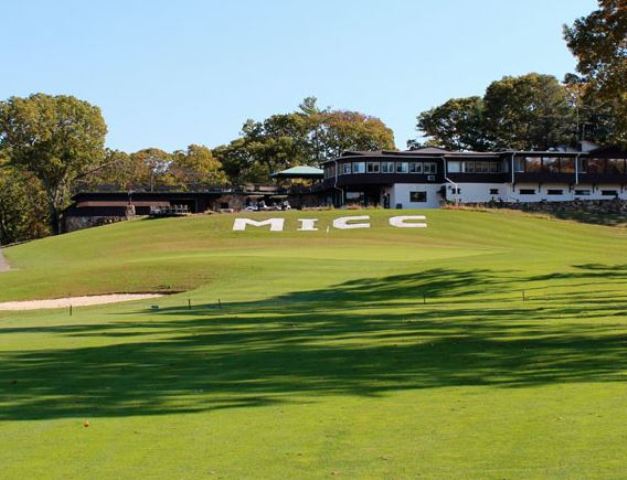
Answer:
[0, 294, 163, 311]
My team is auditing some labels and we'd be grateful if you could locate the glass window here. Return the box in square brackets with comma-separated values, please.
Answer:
[607, 159, 626, 174]
[547, 189, 563, 195]
[519, 189, 535, 195]
[602, 190, 618, 196]
[465, 161, 475, 173]
[366, 162, 380, 173]
[341, 163, 351, 175]
[352, 162, 365, 174]
[448, 161, 461, 173]
[409, 162, 423, 173]
[424, 162, 437, 174]
[381, 161, 395, 173]
[396, 162, 409, 173]
[489, 162, 501, 173]
[409, 191, 427, 202]
[560, 158, 575, 173]
[575, 189, 591, 196]
[542, 157, 560, 173]
[514, 157, 525, 172]
[585, 158, 605, 174]
[490, 188, 499, 195]
[525, 157, 542, 172]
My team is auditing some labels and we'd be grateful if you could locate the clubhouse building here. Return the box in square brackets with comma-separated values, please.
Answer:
[319, 145, 627, 208]
[64, 144, 627, 231]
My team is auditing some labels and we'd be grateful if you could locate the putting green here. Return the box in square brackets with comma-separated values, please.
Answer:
[1, 209, 626, 479]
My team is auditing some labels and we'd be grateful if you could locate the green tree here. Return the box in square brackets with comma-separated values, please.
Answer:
[0, 162, 50, 244]
[483, 73, 575, 150]
[317, 110, 395, 160]
[214, 98, 395, 183]
[129, 148, 172, 191]
[416, 96, 489, 151]
[564, 0, 627, 146]
[169, 145, 227, 189]
[0, 94, 107, 233]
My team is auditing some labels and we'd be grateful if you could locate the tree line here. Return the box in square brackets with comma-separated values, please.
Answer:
[0, 0, 624, 244]
[0, 96, 394, 243]
[414, 0, 625, 151]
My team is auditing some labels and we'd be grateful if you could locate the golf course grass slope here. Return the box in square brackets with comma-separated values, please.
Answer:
[1, 209, 626, 479]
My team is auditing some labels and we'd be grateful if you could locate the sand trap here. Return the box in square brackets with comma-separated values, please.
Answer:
[0, 294, 163, 311]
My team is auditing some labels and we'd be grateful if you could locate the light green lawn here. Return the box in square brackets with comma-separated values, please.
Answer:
[1, 209, 626, 479]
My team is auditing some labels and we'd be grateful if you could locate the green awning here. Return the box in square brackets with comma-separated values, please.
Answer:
[271, 166, 324, 179]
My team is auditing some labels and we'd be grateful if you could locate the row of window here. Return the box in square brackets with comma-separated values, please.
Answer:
[517, 188, 619, 196]
[335, 161, 438, 175]
[447, 161, 504, 173]
[514, 157, 627, 174]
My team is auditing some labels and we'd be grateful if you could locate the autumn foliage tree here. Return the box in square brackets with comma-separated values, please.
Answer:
[564, 0, 627, 146]
[214, 97, 395, 183]
[0, 94, 107, 233]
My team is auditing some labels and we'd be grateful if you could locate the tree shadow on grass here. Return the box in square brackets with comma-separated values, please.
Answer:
[1, 267, 626, 421]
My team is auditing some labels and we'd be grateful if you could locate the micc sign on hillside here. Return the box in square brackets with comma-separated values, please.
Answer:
[233, 215, 427, 232]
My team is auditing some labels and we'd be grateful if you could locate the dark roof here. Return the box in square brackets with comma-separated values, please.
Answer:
[322, 145, 627, 165]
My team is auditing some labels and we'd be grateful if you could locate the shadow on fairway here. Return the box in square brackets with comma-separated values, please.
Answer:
[1, 265, 626, 421]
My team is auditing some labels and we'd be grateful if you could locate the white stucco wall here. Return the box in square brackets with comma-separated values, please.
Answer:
[445, 183, 512, 203]
[509, 183, 627, 202]
[390, 184, 441, 208]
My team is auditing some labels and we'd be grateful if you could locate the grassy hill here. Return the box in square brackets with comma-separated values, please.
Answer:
[1, 209, 626, 479]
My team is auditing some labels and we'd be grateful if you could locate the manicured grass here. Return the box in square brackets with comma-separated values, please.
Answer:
[1, 209, 626, 479]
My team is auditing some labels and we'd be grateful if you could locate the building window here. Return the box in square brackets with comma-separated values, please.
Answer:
[607, 159, 626, 174]
[524, 157, 542, 173]
[489, 162, 501, 173]
[409, 162, 423, 173]
[542, 157, 560, 173]
[448, 161, 461, 173]
[366, 162, 380, 173]
[409, 191, 427, 202]
[547, 189, 563, 195]
[519, 189, 535, 195]
[424, 162, 437, 174]
[381, 161, 395, 173]
[490, 188, 499, 195]
[585, 158, 605, 174]
[396, 162, 409, 173]
[341, 163, 351, 175]
[352, 162, 365, 174]
[560, 158, 575, 173]
[514, 157, 525, 172]
[450, 187, 461, 194]
[601, 190, 618, 196]
[575, 189, 591, 196]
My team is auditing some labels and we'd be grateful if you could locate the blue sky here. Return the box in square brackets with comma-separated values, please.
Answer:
[2, 0, 596, 151]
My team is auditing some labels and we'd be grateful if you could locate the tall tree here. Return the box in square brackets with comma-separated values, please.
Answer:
[416, 96, 489, 151]
[483, 73, 575, 150]
[564, 0, 627, 146]
[317, 110, 395, 159]
[0, 94, 107, 233]
[169, 145, 227, 189]
[0, 162, 50, 244]
[129, 148, 172, 191]
[214, 98, 395, 183]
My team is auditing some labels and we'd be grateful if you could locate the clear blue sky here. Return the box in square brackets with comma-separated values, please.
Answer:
[1, 0, 596, 152]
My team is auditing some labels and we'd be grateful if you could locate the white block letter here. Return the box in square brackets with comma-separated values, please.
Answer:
[332, 215, 371, 230]
[389, 216, 427, 228]
[298, 218, 318, 231]
[233, 218, 285, 232]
